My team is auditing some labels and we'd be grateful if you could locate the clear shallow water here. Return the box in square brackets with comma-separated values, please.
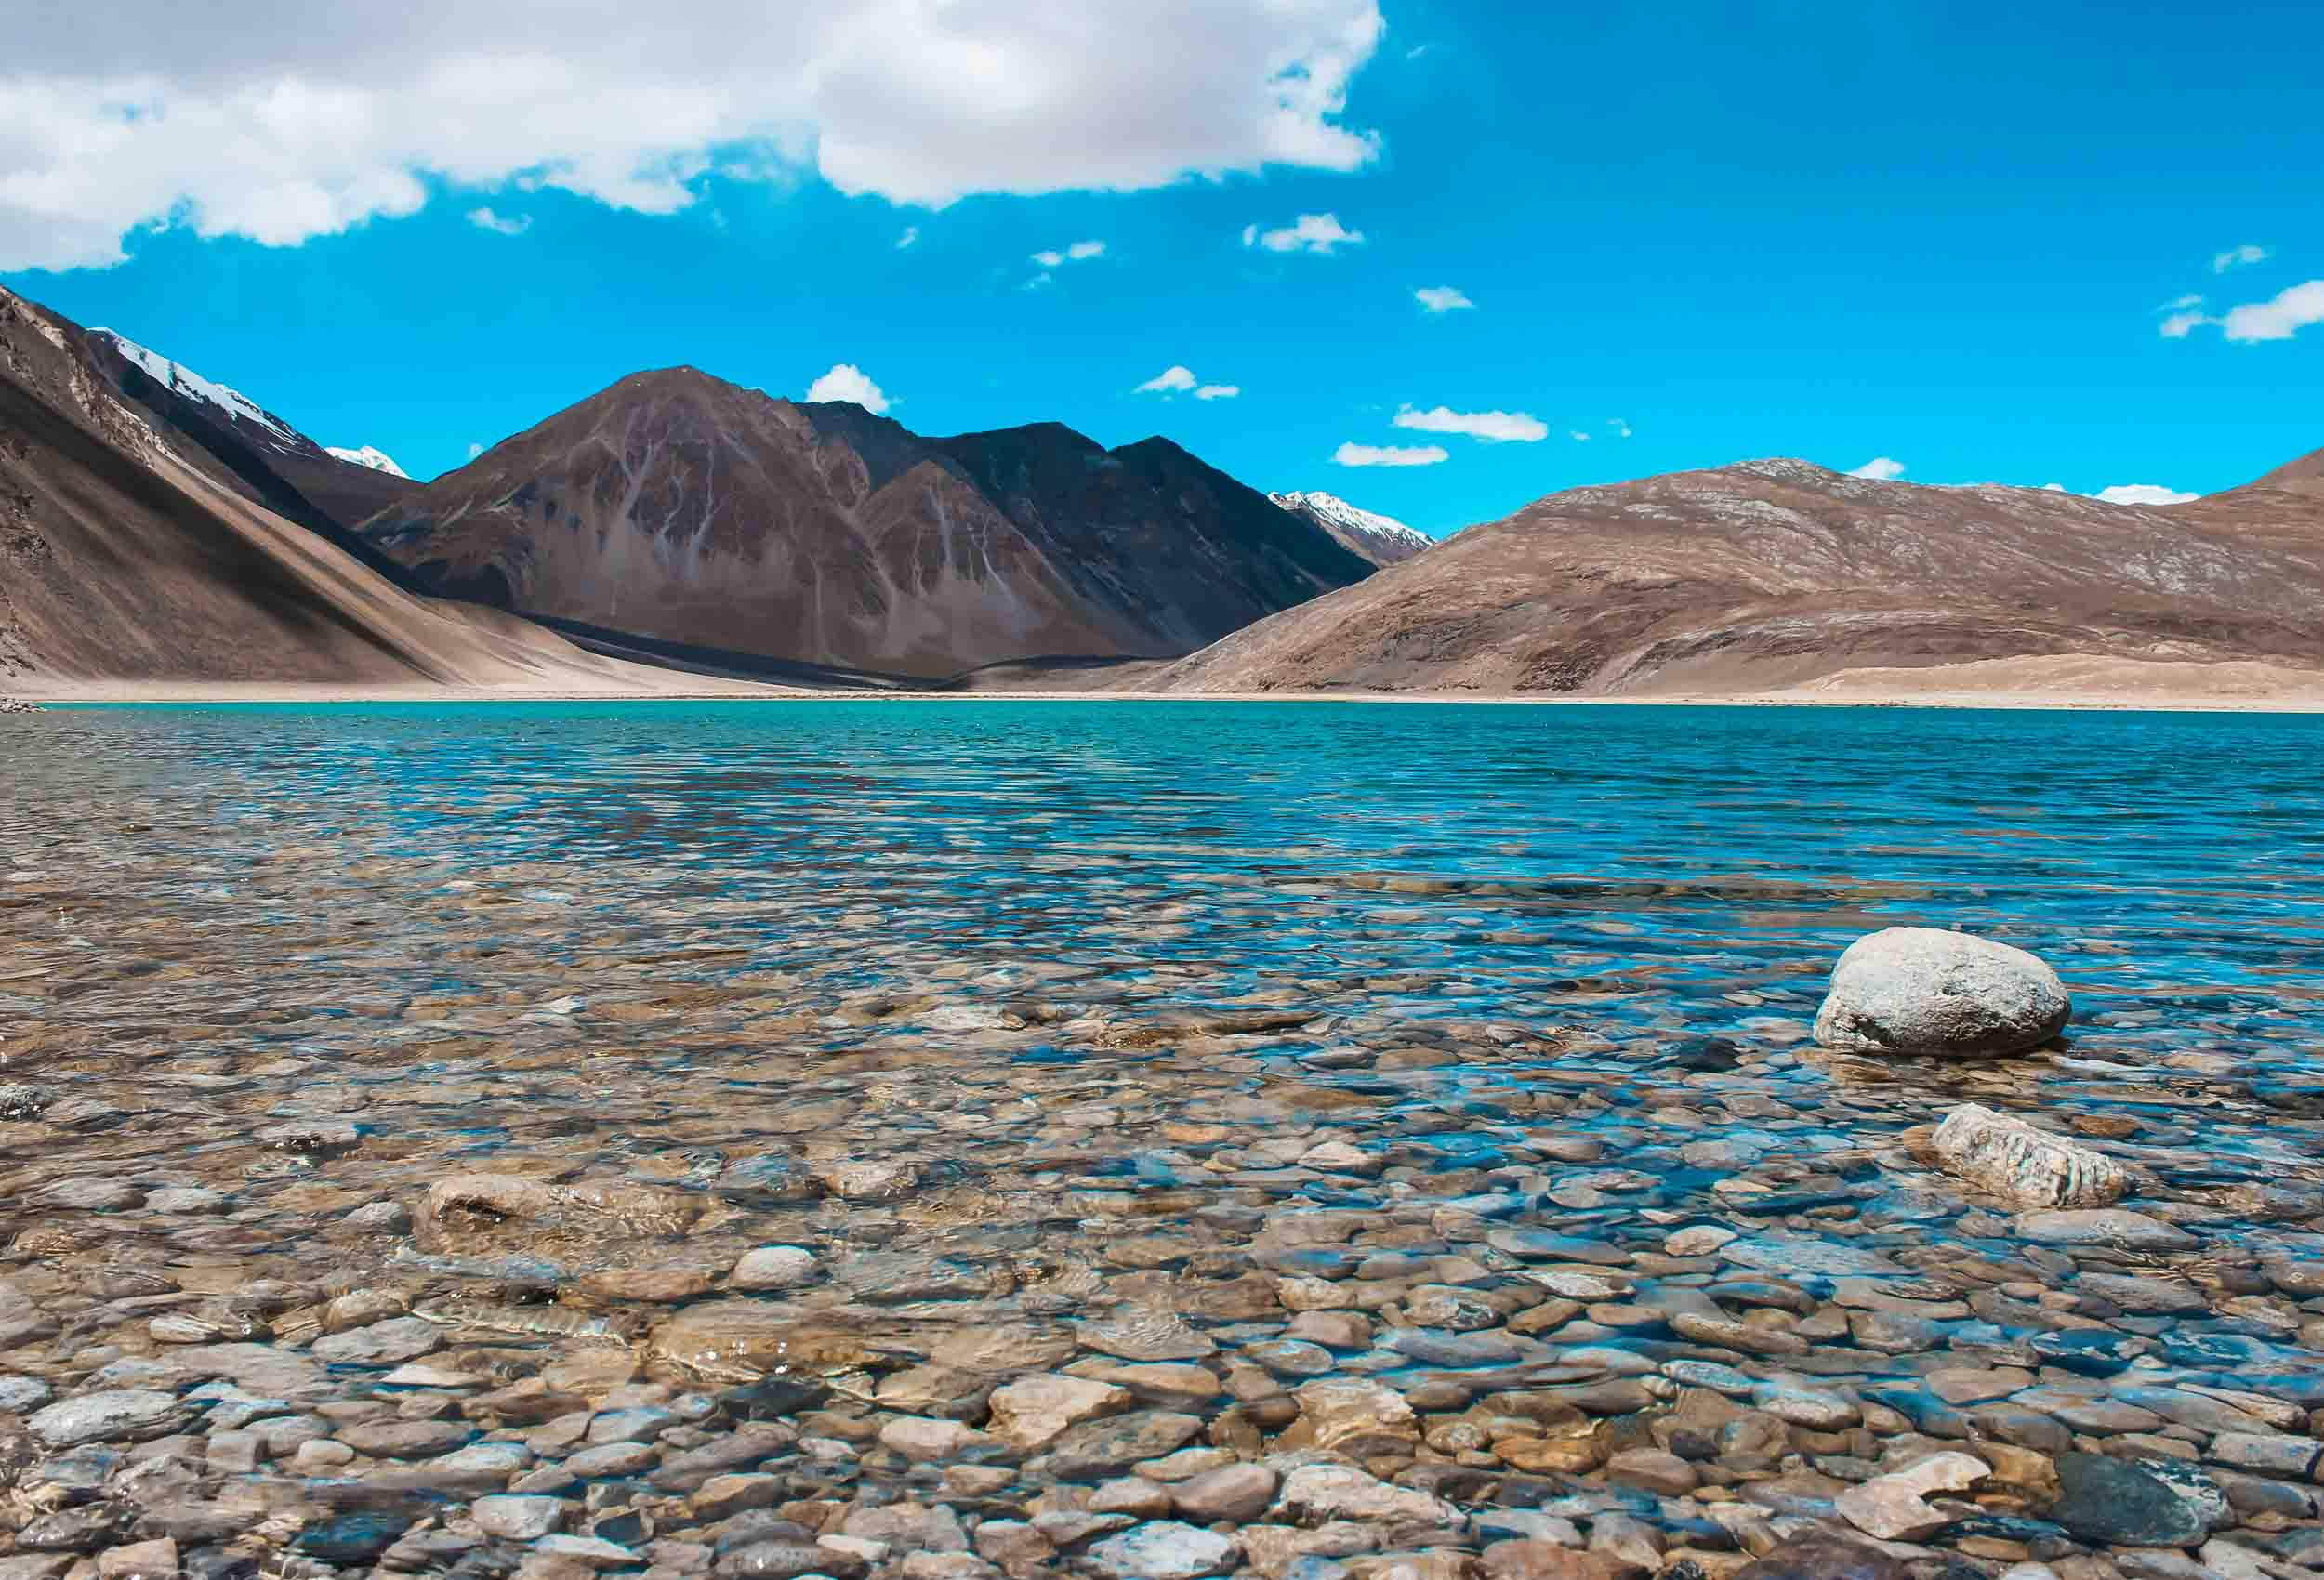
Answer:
[5, 700, 2324, 1559]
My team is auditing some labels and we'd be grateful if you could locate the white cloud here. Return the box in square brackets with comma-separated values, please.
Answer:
[1849, 456, 1907, 481]
[1393, 403, 1548, 443]
[1023, 270, 1054, 290]
[1248, 212, 1364, 254]
[1031, 237, 1105, 268]
[2159, 310, 2210, 339]
[1135, 364, 1198, 394]
[1568, 430, 1591, 442]
[466, 441, 485, 459]
[2094, 483, 2199, 507]
[1194, 384, 1239, 400]
[0, 1, 1386, 271]
[2159, 292, 2203, 311]
[2219, 280, 2324, 344]
[2041, 482, 2066, 492]
[804, 362, 890, 413]
[1334, 441, 1447, 467]
[465, 206, 530, 235]
[1606, 417, 1631, 439]
[896, 225, 918, 249]
[2212, 244, 2269, 274]
[1414, 285, 1472, 313]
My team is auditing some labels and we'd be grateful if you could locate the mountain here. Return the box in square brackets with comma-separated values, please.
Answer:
[0, 285, 684, 692]
[1150, 456, 2324, 696]
[1269, 490, 1433, 566]
[82, 329, 421, 575]
[357, 370, 1374, 678]
[327, 444, 409, 478]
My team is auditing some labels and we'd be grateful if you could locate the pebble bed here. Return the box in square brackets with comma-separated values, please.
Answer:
[0, 702, 2320, 1580]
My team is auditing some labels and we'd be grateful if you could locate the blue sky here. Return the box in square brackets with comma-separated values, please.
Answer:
[4, 0, 2319, 535]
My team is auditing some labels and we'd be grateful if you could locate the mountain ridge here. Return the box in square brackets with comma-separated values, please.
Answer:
[1269, 489, 1433, 565]
[358, 366, 1376, 677]
[1150, 452, 2324, 696]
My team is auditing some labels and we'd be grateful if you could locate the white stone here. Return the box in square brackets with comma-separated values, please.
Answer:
[1085, 1521, 1241, 1580]
[1933, 1103, 2128, 1208]
[1813, 927, 2069, 1057]
[473, 1495, 567, 1540]
[1835, 1450, 1990, 1539]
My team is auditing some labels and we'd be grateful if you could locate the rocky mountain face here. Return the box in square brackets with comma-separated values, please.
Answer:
[1269, 490, 1433, 566]
[1152, 455, 2324, 695]
[358, 371, 1375, 678]
[82, 330, 421, 574]
[0, 286, 648, 689]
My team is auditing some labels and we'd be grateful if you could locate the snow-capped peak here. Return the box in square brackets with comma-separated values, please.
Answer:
[326, 444, 408, 478]
[1270, 489, 1433, 562]
[91, 329, 302, 452]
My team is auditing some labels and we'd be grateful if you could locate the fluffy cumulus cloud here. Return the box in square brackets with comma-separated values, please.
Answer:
[2094, 483, 2199, 506]
[0, 0, 1386, 271]
[465, 207, 530, 236]
[804, 362, 890, 413]
[2213, 244, 2269, 274]
[1134, 365, 1198, 394]
[1334, 441, 1446, 467]
[1393, 403, 1548, 443]
[2161, 279, 2324, 344]
[1244, 213, 1364, 254]
[1413, 285, 1472, 313]
[2218, 280, 2324, 343]
[1849, 456, 1907, 481]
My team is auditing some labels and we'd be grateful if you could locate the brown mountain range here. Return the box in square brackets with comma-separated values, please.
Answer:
[0, 286, 686, 692]
[357, 370, 1375, 678]
[1149, 454, 2324, 697]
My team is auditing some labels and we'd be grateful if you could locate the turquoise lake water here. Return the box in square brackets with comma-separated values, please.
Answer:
[13, 701, 2323, 1051]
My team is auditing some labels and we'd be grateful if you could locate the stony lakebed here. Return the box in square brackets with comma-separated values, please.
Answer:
[0, 700, 2322, 1580]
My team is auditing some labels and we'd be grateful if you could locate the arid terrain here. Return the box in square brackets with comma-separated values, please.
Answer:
[357, 375, 1375, 678]
[0, 286, 755, 695]
[1148, 455, 2324, 699]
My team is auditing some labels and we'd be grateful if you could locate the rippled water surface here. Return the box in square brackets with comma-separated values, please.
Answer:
[5, 699, 2324, 1566]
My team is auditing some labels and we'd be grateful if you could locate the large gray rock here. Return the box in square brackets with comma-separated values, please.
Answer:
[1932, 1103, 2128, 1207]
[1813, 927, 2069, 1057]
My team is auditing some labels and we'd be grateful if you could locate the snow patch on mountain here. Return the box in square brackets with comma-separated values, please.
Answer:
[327, 444, 409, 478]
[91, 329, 302, 451]
[1270, 489, 1433, 565]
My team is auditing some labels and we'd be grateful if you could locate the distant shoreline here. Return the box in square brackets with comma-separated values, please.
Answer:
[15, 679, 2324, 714]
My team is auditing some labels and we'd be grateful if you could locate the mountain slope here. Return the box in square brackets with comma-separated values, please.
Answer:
[83, 330, 422, 576]
[358, 371, 1374, 677]
[1150, 456, 2324, 695]
[0, 286, 685, 691]
[1269, 490, 1433, 566]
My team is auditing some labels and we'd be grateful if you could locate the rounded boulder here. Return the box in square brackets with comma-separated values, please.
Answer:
[1812, 927, 2068, 1057]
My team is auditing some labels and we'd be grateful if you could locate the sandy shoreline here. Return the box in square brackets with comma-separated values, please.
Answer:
[12, 680, 2324, 713]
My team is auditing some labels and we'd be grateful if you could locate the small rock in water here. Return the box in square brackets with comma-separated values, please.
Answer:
[1085, 1521, 1241, 1580]
[729, 1245, 819, 1290]
[1733, 1537, 1911, 1580]
[27, 1390, 192, 1449]
[2049, 1452, 2215, 1546]
[2014, 1208, 2198, 1250]
[1932, 1102, 2128, 1207]
[1812, 926, 2070, 1057]
[1834, 1450, 1988, 1539]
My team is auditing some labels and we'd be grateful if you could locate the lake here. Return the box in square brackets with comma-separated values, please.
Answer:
[2, 700, 2320, 1565]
